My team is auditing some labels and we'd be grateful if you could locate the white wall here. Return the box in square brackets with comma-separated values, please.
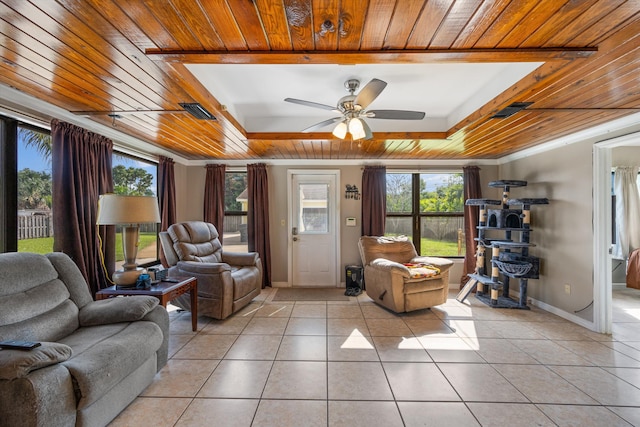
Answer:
[612, 146, 640, 167]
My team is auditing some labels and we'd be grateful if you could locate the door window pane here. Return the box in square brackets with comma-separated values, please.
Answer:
[298, 183, 328, 233]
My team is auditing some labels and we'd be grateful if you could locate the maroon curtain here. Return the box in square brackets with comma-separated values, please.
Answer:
[361, 165, 386, 236]
[247, 163, 271, 288]
[51, 119, 113, 297]
[461, 166, 482, 287]
[204, 164, 226, 231]
[158, 156, 176, 267]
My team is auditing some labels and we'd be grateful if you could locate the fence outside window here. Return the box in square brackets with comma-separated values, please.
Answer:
[18, 212, 53, 239]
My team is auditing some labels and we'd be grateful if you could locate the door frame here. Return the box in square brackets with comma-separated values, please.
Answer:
[593, 131, 640, 333]
[287, 169, 341, 287]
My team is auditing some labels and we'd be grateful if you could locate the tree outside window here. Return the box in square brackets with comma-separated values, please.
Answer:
[386, 172, 465, 257]
[17, 126, 53, 253]
[16, 127, 159, 266]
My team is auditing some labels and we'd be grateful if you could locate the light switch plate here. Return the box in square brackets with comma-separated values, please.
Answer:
[346, 217, 356, 227]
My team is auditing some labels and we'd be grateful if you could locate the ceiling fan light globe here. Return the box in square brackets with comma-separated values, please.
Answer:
[352, 129, 366, 140]
[332, 121, 348, 139]
[348, 118, 366, 140]
[348, 117, 364, 134]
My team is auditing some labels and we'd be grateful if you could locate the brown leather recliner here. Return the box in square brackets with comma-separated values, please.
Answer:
[160, 221, 262, 320]
[358, 236, 453, 313]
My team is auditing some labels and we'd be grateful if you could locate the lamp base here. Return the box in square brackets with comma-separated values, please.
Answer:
[112, 268, 143, 288]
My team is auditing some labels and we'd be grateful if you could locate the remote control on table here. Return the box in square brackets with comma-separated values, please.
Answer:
[0, 340, 42, 350]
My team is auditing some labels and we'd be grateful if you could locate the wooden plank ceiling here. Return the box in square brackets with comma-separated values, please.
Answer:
[0, 0, 639, 161]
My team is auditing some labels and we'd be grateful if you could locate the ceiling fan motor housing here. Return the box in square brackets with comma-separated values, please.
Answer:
[339, 80, 363, 114]
[344, 79, 360, 93]
[338, 95, 360, 114]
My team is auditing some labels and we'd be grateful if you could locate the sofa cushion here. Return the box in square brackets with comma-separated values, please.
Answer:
[402, 263, 441, 278]
[79, 296, 159, 326]
[0, 342, 73, 380]
[404, 277, 446, 294]
[359, 236, 418, 265]
[169, 221, 222, 263]
[60, 321, 163, 409]
[0, 299, 80, 343]
[0, 253, 80, 342]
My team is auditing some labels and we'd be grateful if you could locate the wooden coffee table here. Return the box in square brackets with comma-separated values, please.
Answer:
[96, 277, 198, 331]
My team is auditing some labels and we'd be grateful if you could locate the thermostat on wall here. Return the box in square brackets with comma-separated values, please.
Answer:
[345, 217, 356, 227]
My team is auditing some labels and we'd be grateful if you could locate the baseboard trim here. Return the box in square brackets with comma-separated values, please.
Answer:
[271, 281, 347, 288]
[501, 289, 597, 331]
[527, 296, 596, 331]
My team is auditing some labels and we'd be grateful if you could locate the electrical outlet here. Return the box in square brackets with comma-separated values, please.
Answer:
[564, 284, 571, 295]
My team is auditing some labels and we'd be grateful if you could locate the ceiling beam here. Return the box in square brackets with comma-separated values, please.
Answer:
[146, 48, 597, 64]
[245, 132, 450, 140]
[71, 110, 185, 115]
[527, 108, 640, 112]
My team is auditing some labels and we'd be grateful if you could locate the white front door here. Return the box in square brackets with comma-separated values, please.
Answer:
[289, 171, 340, 287]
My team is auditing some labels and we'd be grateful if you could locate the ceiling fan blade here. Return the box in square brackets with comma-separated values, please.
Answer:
[354, 79, 387, 109]
[284, 98, 339, 112]
[362, 120, 373, 140]
[367, 110, 426, 120]
[301, 116, 344, 132]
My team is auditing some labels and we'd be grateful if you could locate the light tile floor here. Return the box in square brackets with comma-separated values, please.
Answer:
[109, 287, 640, 427]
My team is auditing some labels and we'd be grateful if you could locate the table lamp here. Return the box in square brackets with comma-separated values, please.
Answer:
[97, 194, 161, 287]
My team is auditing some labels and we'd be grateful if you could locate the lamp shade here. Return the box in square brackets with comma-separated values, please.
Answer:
[97, 194, 161, 225]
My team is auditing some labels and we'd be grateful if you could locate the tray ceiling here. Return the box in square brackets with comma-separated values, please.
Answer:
[0, 1, 638, 161]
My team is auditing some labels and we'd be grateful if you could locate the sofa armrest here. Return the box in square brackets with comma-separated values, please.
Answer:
[370, 258, 411, 278]
[411, 256, 454, 272]
[176, 260, 231, 274]
[0, 342, 72, 380]
[79, 296, 159, 327]
[221, 251, 259, 266]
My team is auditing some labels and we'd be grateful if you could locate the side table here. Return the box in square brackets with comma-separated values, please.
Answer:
[96, 277, 198, 331]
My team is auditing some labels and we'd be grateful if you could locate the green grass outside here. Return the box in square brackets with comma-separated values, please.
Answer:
[385, 234, 464, 257]
[420, 238, 465, 257]
[18, 233, 157, 262]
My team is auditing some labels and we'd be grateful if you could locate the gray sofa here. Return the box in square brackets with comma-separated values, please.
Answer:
[0, 252, 169, 427]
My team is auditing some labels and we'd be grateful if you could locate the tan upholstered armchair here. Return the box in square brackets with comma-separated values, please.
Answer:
[358, 236, 453, 313]
[160, 221, 262, 320]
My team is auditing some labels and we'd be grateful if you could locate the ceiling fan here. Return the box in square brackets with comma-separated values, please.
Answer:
[285, 78, 425, 140]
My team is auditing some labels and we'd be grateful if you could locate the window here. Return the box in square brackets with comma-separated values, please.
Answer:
[17, 125, 53, 253]
[0, 114, 160, 268]
[224, 171, 248, 252]
[112, 154, 159, 268]
[386, 172, 465, 257]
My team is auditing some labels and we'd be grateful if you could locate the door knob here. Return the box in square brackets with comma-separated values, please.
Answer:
[293, 237, 298, 241]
